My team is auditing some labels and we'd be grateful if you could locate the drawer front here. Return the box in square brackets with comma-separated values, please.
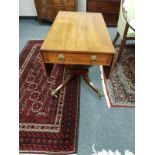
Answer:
[42, 52, 113, 66]
[38, 0, 47, 5]
[87, 1, 120, 13]
[36, 0, 76, 7]
[47, 6, 75, 21]
[48, 0, 75, 6]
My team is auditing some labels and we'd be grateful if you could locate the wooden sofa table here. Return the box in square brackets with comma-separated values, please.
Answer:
[40, 11, 116, 98]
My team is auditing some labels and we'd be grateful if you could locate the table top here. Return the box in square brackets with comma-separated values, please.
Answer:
[41, 11, 115, 54]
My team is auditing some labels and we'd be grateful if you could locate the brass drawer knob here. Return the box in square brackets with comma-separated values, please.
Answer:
[90, 55, 97, 64]
[58, 54, 65, 62]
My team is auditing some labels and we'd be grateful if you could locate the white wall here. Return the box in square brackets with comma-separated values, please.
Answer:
[78, 0, 87, 12]
[19, 0, 37, 16]
[19, 0, 86, 16]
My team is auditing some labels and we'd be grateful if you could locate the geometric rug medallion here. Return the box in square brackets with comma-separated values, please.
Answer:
[19, 40, 80, 154]
[101, 45, 135, 108]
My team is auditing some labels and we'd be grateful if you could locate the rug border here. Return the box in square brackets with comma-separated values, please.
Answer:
[100, 65, 135, 108]
[19, 40, 80, 154]
[19, 78, 80, 155]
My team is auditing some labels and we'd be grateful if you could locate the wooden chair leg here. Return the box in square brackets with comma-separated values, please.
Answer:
[113, 32, 120, 44]
[117, 23, 129, 61]
[117, 37, 126, 61]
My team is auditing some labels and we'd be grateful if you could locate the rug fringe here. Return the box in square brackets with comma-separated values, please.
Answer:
[92, 144, 134, 155]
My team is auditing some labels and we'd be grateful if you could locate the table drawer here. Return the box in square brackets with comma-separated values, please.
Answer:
[42, 52, 113, 66]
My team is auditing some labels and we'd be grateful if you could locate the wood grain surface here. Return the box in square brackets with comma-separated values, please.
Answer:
[41, 11, 115, 54]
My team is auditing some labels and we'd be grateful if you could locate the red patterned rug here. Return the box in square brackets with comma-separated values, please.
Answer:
[19, 40, 80, 154]
[101, 45, 135, 108]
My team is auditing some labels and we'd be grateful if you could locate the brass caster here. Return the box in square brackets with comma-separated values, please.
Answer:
[51, 90, 58, 98]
